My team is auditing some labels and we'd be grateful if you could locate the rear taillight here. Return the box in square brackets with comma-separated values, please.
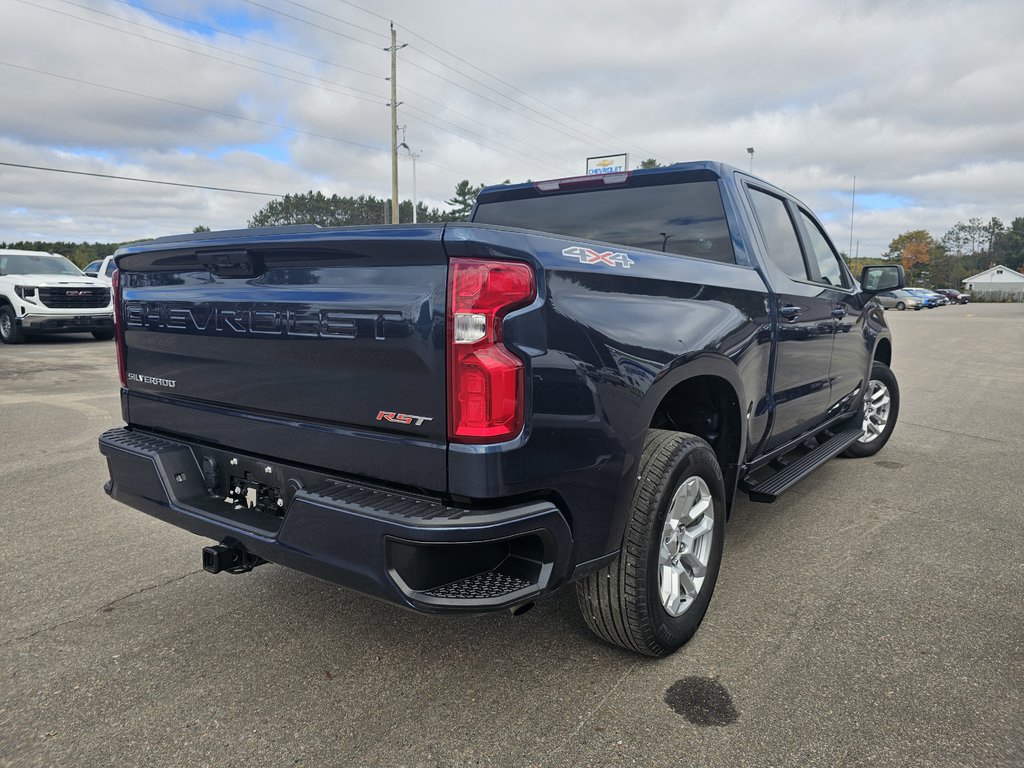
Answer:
[112, 268, 126, 387]
[447, 258, 535, 443]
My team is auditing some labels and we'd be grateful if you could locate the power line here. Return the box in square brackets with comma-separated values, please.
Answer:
[110, 0, 565, 173]
[237, 0, 385, 50]
[0, 61, 388, 154]
[264, 0, 389, 42]
[399, 37, 660, 159]
[0, 161, 285, 196]
[225, 0, 630, 157]
[401, 46, 618, 152]
[115, 0, 382, 82]
[332, 0, 391, 23]
[11, 2, 588, 182]
[112, 0, 591, 173]
[395, 54, 610, 155]
[15, 2, 542, 177]
[27, 0, 384, 105]
[401, 105, 570, 175]
[403, 94, 574, 171]
[326, 0, 659, 157]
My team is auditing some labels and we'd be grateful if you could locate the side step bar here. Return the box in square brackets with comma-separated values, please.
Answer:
[741, 427, 863, 503]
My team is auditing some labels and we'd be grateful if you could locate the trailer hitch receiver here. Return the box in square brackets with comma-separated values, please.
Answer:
[202, 541, 265, 574]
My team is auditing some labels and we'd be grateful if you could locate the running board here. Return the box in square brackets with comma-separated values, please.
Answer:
[741, 427, 863, 503]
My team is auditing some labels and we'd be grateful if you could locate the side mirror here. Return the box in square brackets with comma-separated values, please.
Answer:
[861, 265, 904, 293]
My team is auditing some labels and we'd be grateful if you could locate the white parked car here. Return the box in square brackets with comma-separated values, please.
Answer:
[82, 254, 117, 286]
[0, 249, 115, 344]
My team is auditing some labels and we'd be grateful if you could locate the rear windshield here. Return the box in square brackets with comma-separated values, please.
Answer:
[0, 253, 82, 276]
[473, 179, 736, 263]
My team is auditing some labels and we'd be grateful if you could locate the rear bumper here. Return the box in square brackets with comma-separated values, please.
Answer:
[99, 427, 573, 613]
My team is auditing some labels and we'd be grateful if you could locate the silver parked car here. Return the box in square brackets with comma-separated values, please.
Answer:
[876, 290, 923, 310]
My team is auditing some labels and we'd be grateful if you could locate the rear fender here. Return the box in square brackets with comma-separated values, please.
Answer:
[603, 354, 746, 554]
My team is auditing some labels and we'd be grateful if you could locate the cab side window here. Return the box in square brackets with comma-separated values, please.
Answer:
[748, 188, 808, 281]
[798, 210, 849, 288]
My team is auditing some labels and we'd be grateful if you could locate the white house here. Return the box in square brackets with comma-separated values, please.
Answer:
[962, 265, 1024, 300]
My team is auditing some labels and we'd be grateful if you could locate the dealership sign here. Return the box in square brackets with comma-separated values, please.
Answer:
[586, 154, 629, 175]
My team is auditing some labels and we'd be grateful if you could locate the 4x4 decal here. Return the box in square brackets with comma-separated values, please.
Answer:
[563, 246, 635, 269]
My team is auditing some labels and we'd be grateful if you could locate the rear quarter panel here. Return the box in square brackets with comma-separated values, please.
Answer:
[445, 224, 772, 566]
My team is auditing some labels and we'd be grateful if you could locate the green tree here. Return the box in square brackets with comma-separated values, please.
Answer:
[984, 217, 1005, 254]
[638, 158, 661, 169]
[991, 217, 1024, 270]
[445, 180, 483, 221]
[192, 225, 211, 233]
[884, 230, 935, 260]
[248, 191, 448, 227]
[884, 229, 936, 284]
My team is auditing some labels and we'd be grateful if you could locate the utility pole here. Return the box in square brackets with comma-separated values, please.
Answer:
[849, 175, 857, 260]
[389, 24, 399, 225]
[386, 24, 405, 225]
[400, 133, 420, 224]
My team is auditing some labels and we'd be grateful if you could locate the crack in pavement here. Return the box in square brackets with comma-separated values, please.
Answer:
[0, 568, 203, 649]
[900, 420, 1008, 444]
[540, 661, 639, 766]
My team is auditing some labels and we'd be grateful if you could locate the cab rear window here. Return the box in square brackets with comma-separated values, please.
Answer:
[473, 180, 736, 264]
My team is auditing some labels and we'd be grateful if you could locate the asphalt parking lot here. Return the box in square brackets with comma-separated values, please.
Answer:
[2, 303, 1022, 767]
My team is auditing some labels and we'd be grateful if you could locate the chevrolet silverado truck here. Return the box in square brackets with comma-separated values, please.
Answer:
[1, 249, 115, 343]
[99, 162, 903, 656]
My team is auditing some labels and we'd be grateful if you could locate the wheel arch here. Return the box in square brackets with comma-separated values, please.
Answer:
[637, 355, 747, 512]
[873, 336, 892, 367]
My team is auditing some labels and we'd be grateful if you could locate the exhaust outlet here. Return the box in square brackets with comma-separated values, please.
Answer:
[509, 601, 536, 617]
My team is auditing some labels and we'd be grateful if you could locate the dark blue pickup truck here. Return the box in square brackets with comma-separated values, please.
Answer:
[99, 162, 903, 656]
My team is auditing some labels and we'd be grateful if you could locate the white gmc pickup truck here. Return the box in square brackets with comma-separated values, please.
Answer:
[0, 249, 114, 344]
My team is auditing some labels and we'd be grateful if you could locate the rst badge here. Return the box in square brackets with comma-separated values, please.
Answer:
[376, 411, 433, 427]
[563, 246, 634, 269]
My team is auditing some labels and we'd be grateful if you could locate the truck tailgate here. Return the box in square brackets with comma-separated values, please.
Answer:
[116, 226, 448, 492]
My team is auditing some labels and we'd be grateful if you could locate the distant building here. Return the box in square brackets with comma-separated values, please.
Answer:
[962, 265, 1024, 301]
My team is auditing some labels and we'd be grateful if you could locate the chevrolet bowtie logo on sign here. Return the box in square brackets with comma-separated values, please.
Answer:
[586, 153, 628, 175]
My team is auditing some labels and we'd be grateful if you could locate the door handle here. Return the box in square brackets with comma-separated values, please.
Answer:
[779, 305, 802, 321]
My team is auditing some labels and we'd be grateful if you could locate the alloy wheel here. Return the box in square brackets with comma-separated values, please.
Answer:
[658, 476, 715, 616]
[858, 379, 892, 444]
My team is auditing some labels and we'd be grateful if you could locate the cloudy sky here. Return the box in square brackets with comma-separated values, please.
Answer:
[1, 0, 1021, 257]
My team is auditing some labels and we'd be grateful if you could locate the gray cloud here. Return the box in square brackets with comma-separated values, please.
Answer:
[0, 0, 1021, 260]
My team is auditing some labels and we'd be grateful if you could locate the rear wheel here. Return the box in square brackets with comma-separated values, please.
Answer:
[0, 306, 26, 344]
[844, 362, 899, 458]
[576, 430, 726, 656]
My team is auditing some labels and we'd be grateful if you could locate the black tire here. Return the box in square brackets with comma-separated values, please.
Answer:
[576, 430, 726, 657]
[0, 305, 26, 344]
[843, 361, 900, 458]
[91, 330, 115, 341]
[895, 302, 905, 311]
